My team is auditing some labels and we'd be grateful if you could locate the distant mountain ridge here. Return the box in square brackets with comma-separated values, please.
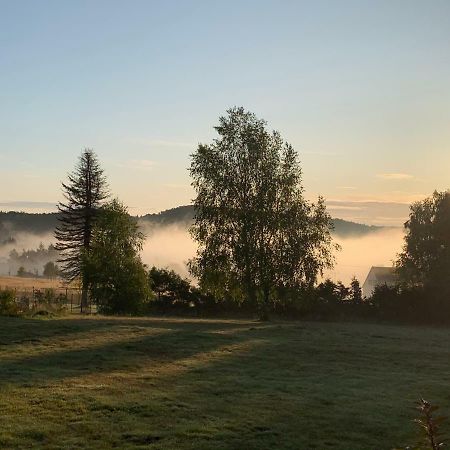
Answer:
[140, 205, 386, 237]
[0, 205, 386, 245]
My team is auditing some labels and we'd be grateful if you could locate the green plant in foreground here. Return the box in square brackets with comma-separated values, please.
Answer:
[0, 290, 19, 316]
[397, 399, 447, 450]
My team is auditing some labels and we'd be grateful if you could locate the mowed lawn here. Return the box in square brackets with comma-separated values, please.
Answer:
[1, 316, 450, 450]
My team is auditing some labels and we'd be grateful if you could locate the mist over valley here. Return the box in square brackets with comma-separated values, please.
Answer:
[0, 205, 403, 284]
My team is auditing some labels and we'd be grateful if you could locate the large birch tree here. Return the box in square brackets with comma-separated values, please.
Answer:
[189, 107, 336, 319]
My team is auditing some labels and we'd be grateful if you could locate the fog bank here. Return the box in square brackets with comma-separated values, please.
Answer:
[141, 226, 405, 285]
[0, 232, 55, 275]
[141, 225, 197, 278]
[0, 221, 405, 285]
[325, 228, 404, 284]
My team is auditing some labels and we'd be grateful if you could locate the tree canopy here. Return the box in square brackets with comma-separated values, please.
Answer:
[55, 149, 109, 310]
[43, 261, 60, 279]
[189, 107, 336, 318]
[86, 199, 150, 314]
[396, 190, 450, 292]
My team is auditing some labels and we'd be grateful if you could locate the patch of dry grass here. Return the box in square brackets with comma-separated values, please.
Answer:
[0, 276, 64, 291]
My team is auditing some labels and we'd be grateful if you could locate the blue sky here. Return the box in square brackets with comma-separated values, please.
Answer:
[1, 0, 449, 222]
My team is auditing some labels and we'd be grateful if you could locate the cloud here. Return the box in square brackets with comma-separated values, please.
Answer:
[336, 186, 357, 190]
[376, 173, 414, 180]
[328, 205, 363, 211]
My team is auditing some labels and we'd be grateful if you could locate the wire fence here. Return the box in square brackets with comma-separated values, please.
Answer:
[0, 284, 95, 314]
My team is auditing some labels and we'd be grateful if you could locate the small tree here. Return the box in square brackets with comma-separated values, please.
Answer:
[349, 277, 363, 304]
[148, 266, 192, 309]
[0, 290, 18, 316]
[43, 261, 60, 279]
[316, 279, 349, 304]
[189, 107, 336, 319]
[55, 149, 109, 312]
[86, 199, 150, 314]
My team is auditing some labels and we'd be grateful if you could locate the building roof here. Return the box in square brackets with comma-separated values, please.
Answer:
[368, 266, 397, 279]
[362, 266, 398, 295]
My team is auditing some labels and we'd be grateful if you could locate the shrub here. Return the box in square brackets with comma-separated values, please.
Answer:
[0, 290, 19, 316]
[148, 267, 194, 313]
[369, 284, 450, 325]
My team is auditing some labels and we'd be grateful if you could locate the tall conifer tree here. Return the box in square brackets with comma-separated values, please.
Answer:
[55, 149, 109, 311]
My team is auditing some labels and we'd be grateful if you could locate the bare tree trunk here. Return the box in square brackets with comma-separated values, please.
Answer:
[81, 274, 88, 313]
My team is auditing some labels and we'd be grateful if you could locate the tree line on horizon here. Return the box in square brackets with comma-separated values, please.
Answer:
[49, 107, 450, 322]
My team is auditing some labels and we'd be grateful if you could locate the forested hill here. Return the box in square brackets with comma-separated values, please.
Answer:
[140, 206, 386, 237]
[0, 206, 385, 244]
[0, 212, 59, 245]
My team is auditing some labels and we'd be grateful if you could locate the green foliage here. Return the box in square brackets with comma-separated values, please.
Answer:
[148, 266, 192, 308]
[55, 149, 109, 310]
[287, 278, 368, 319]
[43, 261, 60, 279]
[0, 290, 19, 316]
[369, 283, 450, 324]
[396, 399, 448, 450]
[189, 107, 336, 319]
[33, 288, 59, 305]
[316, 279, 349, 304]
[349, 277, 363, 304]
[29, 289, 66, 316]
[86, 199, 150, 314]
[367, 190, 450, 325]
[396, 190, 450, 293]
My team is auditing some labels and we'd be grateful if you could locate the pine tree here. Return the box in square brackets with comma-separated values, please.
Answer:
[55, 149, 109, 311]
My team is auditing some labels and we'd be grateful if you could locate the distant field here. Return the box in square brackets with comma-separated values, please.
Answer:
[0, 276, 64, 291]
[1, 316, 449, 449]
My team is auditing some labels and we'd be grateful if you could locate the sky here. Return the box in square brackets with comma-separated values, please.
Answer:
[1, 0, 449, 224]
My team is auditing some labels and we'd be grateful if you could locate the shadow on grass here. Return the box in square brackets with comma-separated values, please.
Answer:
[0, 316, 123, 346]
[0, 315, 266, 346]
[3, 318, 446, 449]
[0, 316, 271, 387]
[137, 323, 450, 450]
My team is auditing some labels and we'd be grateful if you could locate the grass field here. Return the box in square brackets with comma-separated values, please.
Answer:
[0, 276, 63, 291]
[1, 316, 450, 449]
